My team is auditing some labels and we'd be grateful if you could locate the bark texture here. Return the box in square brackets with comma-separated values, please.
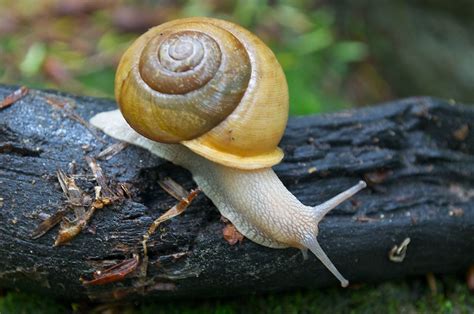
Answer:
[0, 85, 473, 301]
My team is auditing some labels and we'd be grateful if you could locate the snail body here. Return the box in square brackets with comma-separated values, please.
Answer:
[91, 17, 366, 287]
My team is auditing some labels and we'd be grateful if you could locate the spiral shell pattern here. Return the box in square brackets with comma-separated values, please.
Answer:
[116, 17, 288, 169]
[140, 31, 222, 94]
[116, 21, 251, 143]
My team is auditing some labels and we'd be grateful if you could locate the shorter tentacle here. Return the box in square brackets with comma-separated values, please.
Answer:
[300, 248, 309, 260]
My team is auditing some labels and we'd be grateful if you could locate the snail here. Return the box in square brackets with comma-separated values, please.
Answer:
[90, 17, 366, 287]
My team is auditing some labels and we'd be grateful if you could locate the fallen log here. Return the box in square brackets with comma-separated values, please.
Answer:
[0, 84, 473, 301]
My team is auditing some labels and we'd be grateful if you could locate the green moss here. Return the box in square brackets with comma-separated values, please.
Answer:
[127, 278, 474, 313]
[0, 291, 68, 314]
[3, 276, 472, 314]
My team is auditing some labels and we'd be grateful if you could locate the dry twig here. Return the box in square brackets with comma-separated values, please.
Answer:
[0, 86, 29, 110]
[96, 142, 129, 160]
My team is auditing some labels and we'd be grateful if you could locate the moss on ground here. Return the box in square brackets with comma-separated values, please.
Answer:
[1, 275, 473, 313]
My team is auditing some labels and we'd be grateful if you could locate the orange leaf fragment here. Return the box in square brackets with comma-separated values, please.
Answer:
[222, 223, 244, 245]
[81, 254, 139, 286]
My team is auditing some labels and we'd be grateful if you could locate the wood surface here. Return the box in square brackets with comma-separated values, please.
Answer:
[0, 85, 473, 301]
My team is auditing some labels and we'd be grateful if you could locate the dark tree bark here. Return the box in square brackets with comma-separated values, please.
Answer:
[0, 85, 473, 301]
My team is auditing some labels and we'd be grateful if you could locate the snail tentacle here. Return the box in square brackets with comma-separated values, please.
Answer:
[312, 181, 367, 222]
[302, 235, 349, 288]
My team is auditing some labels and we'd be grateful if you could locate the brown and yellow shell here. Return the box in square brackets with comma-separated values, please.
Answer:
[115, 17, 288, 169]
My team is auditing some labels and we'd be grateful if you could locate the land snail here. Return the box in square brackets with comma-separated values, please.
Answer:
[90, 17, 366, 287]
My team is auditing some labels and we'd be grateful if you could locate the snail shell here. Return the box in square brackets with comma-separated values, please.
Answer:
[115, 17, 288, 169]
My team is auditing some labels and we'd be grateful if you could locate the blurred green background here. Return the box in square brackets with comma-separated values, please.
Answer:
[1, 0, 473, 312]
[1, 0, 473, 115]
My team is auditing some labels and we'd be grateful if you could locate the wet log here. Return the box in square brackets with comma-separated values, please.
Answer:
[0, 84, 473, 301]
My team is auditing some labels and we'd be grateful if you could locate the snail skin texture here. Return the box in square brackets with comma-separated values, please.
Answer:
[90, 17, 366, 287]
